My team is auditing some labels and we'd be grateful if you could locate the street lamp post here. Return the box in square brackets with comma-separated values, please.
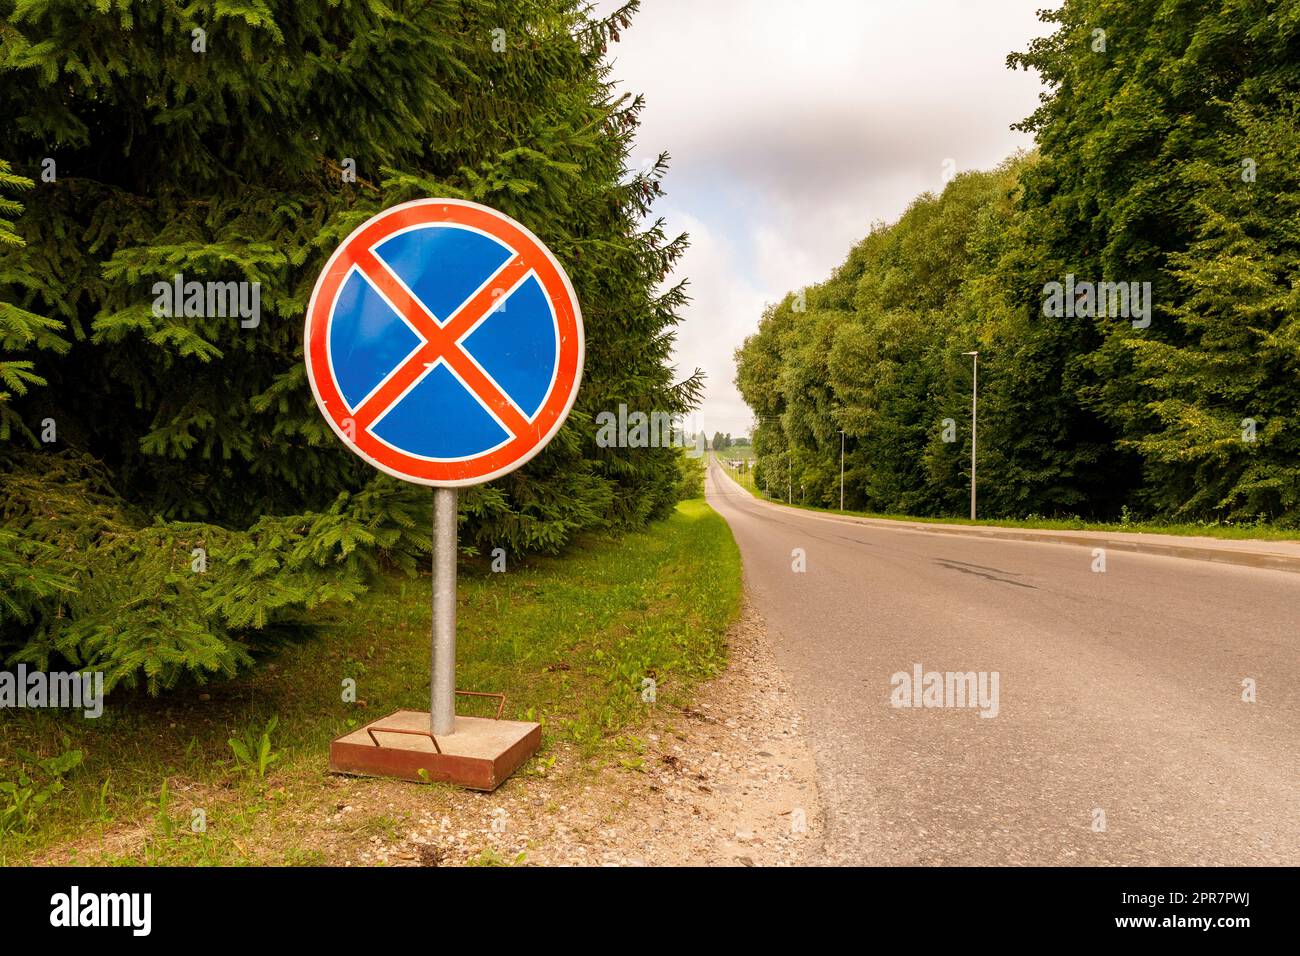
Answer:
[839, 429, 846, 511]
[962, 350, 979, 520]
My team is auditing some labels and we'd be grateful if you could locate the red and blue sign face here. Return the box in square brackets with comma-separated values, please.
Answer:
[305, 199, 584, 486]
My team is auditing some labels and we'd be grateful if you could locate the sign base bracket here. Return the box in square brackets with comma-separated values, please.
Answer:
[330, 710, 540, 791]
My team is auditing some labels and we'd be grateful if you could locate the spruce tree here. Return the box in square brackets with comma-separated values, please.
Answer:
[0, 1, 699, 691]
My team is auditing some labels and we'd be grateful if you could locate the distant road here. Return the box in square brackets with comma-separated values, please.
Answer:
[706, 458, 1300, 865]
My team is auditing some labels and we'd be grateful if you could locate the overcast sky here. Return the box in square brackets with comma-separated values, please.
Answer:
[592, 0, 1053, 437]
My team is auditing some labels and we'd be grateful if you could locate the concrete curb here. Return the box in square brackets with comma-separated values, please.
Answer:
[711, 461, 1300, 575]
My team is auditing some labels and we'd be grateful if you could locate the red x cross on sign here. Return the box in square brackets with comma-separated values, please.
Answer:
[347, 247, 536, 439]
[305, 199, 585, 487]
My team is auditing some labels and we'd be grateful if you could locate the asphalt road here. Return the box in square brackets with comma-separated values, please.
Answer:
[705, 459, 1300, 865]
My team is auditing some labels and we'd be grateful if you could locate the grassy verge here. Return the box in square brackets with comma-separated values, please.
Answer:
[719, 459, 1300, 542]
[719, 456, 760, 495]
[716, 444, 755, 463]
[0, 498, 742, 864]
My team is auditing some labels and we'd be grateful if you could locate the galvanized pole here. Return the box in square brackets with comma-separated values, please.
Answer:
[430, 487, 458, 736]
[839, 429, 846, 511]
[965, 351, 979, 521]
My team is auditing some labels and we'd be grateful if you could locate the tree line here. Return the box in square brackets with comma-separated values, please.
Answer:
[736, 0, 1300, 526]
[711, 432, 748, 451]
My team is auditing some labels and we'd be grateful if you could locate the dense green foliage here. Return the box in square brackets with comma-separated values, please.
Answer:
[736, 0, 1300, 525]
[1, 497, 741, 861]
[0, 0, 698, 692]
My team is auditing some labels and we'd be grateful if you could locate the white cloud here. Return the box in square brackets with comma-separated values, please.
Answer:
[665, 209, 768, 438]
[596, 0, 1052, 434]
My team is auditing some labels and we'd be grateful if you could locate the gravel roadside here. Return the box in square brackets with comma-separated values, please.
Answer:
[334, 598, 823, 867]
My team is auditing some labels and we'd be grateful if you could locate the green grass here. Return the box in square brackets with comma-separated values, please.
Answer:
[719, 459, 1300, 542]
[0, 498, 742, 864]
[722, 458, 760, 495]
[716, 444, 755, 463]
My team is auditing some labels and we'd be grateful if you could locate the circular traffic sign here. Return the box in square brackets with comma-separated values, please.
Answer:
[305, 198, 584, 486]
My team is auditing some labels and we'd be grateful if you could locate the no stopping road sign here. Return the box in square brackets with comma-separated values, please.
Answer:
[305, 198, 584, 486]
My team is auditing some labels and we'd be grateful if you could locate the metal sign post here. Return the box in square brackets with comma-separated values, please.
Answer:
[430, 487, 458, 737]
[964, 350, 979, 521]
[306, 198, 585, 789]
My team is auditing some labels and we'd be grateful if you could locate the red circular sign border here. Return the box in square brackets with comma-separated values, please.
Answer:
[304, 199, 585, 487]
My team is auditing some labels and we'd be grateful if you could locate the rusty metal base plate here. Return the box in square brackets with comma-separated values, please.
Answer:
[329, 710, 541, 791]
